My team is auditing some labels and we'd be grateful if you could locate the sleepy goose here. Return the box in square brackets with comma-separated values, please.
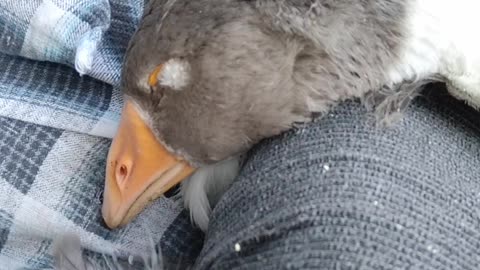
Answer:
[101, 0, 480, 231]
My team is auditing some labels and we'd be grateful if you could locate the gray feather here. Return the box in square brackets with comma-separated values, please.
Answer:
[121, 0, 413, 230]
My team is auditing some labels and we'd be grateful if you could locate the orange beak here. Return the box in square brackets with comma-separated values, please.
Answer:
[102, 99, 195, 229]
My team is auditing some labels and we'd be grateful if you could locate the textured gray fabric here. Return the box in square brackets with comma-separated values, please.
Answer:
[194, 84, 480, 270]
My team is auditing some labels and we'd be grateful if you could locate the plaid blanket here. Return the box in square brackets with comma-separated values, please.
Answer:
[0, 0, 204, 269]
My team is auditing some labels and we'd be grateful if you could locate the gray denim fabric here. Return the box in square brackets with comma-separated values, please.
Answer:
[194, 84, 480, 270]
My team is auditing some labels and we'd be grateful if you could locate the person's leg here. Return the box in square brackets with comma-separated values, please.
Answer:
[195, 84, 480, 270]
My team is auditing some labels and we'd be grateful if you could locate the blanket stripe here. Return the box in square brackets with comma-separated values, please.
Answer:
[0, 0, 205, 268]
[0, 52, 121, 138]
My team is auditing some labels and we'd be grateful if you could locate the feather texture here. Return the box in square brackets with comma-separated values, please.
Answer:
[181, 156, 242, 231]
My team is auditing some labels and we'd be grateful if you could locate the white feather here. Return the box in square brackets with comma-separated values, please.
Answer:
[180, 156, 242, 231]
[388, 0, 480, 107]
[158, 58, 191, 90]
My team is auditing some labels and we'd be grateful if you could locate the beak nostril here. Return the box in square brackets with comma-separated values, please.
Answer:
[120, 165, 127, 177]
[115, 163, 129, 187]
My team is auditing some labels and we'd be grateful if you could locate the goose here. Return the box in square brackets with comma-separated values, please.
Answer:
[101, 0, 480, 232]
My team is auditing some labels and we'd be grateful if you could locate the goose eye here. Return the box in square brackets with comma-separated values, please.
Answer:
[148, 64, 164, 88]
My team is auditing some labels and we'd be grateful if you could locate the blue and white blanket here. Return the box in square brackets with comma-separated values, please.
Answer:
[0, 1, 203, 269]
